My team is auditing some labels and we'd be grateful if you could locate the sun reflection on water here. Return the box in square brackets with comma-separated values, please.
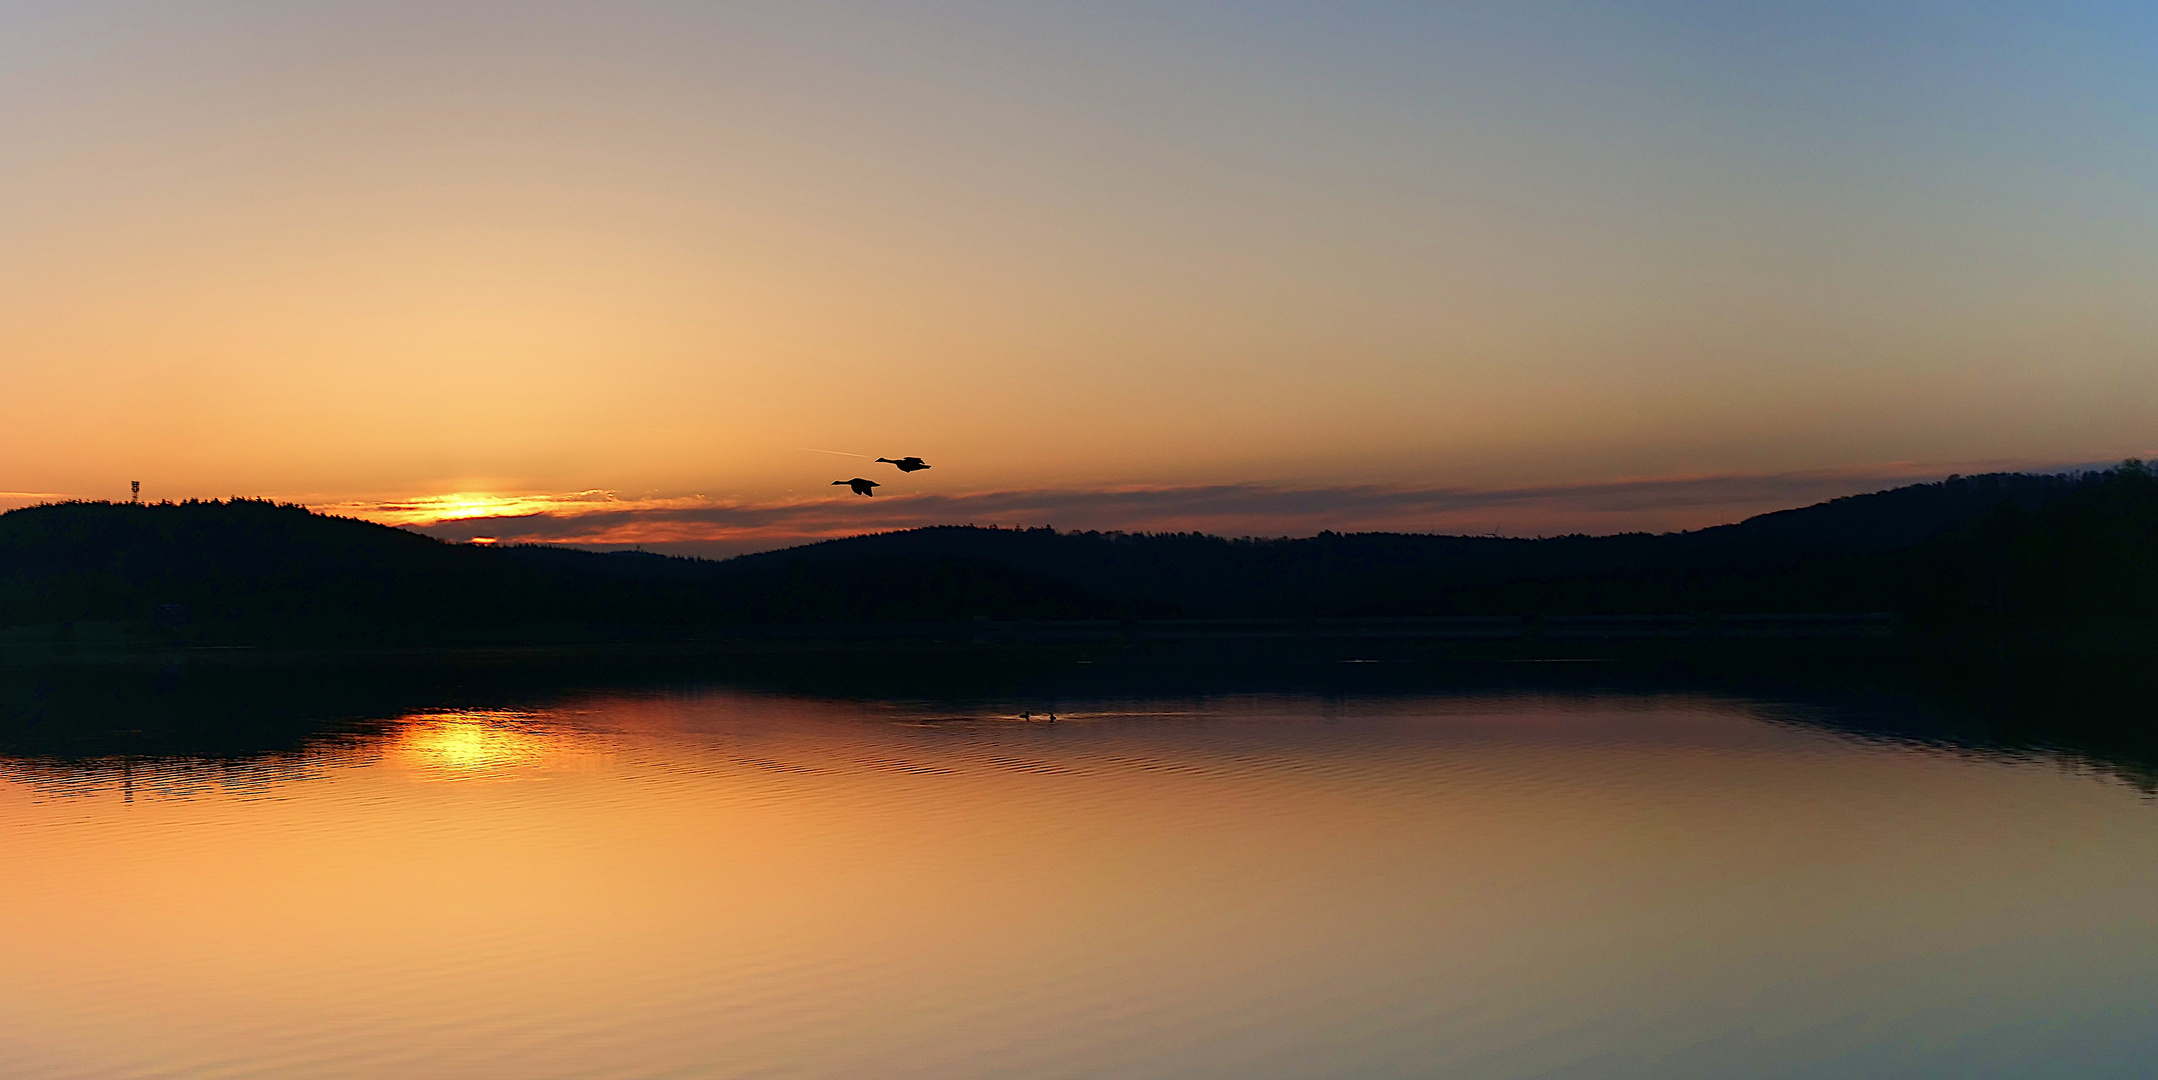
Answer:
[391, 711, 550, 778]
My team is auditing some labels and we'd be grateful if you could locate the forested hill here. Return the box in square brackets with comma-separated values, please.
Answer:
[710, 468, 2122, 618]
[1, 465, 2152, 640]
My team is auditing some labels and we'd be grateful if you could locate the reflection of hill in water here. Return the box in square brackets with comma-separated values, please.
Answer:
[1777, 650, 2158, 795]
[0, 740, 386, 801]
[3, 642, 2153, 797]
[0, 707, 581, 800]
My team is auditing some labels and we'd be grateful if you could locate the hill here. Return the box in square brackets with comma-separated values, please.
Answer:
[0, 499, 699, 636]
[0, 464, 2152, 644]
[0, 499, 1109, 638]
[708, 465, 2155, 620]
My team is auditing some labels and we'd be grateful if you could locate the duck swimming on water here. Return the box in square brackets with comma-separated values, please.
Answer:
[834, 478, 880, 496]
[876, 456, 932, 473]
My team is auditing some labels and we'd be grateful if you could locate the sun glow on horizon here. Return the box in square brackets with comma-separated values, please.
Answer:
[322, 491, 626, 527]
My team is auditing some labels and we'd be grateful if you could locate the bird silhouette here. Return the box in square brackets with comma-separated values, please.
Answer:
[876, 456, 932, 473]
[834, 478, 880, 496]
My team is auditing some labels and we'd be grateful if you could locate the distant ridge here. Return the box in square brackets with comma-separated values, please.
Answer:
[707, 469, 2109, 618]
[1, 464, 2152, 644]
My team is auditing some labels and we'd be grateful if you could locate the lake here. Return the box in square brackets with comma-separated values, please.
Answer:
[2, 656, 2155, 1078]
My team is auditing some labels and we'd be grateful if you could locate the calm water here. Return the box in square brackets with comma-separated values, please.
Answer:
[3, 679, 2156, 1078]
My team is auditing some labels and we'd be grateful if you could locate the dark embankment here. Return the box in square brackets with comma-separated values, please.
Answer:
[1, 463, 2153, 651]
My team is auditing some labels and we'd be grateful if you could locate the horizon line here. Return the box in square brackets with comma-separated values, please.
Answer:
[376, 459, 2121, 559]
[5, 458, 2131, 559]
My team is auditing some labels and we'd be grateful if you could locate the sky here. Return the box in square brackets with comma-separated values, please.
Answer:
[3, 1, 2153, 555]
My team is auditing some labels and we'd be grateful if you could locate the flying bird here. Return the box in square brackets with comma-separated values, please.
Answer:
[876, 456, 932, 473]
[834, 478, 880, 496]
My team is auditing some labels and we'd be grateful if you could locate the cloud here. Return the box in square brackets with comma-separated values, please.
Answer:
[332, 459, 2107, 559]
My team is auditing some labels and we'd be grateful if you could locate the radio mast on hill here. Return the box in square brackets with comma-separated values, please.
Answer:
[130, 481, 140, 503]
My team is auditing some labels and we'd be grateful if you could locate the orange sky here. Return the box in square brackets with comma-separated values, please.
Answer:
[3, 4, 2153, 553]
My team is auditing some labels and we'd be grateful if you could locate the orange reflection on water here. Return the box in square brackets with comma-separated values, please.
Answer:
[2, 692, 2157, 1079]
